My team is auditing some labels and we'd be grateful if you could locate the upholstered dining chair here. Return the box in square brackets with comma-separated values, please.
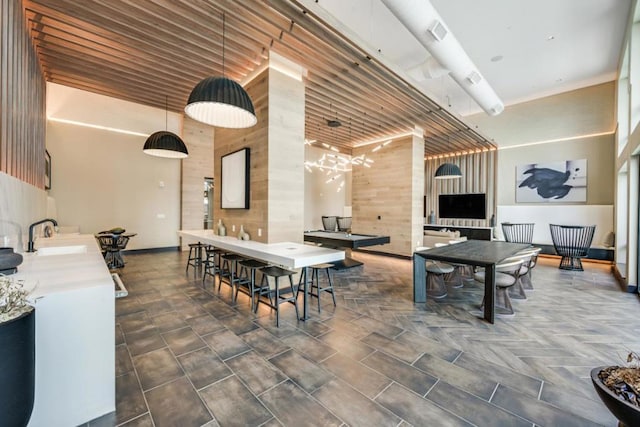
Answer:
[475, 258, 524, 316]
[501, 222, 535, 244]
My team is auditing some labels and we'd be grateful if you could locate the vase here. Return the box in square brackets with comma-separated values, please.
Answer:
[0, 307, 35, 427]
[428, 211, 436, 224]
[242, 231, 250, 241]
[217, 220, 226, 236]
[591, 366, 640, 427]
[238, 225, 245, 240]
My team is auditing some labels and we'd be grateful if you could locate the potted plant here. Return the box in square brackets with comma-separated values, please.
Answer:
[0, 276, 36, 426]
[591, 351, 640, 427]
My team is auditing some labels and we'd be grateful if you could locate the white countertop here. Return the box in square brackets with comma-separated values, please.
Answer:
[179, 230, 344, 269]
[14, 234, 113, 298]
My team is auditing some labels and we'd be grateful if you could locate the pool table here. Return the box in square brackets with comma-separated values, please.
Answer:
[303, 230, 391, 269]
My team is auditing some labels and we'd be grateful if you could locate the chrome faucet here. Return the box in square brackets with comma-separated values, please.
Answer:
[27, 218, 58, 252]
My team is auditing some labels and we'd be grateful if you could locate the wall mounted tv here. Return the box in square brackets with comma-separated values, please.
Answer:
[438, 193, 486, 220]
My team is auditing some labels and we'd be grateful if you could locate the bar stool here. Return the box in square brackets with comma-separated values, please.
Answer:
[255, 266, 299, 327]
[426, 261, 454, 299]
[186, 242, 205, 272]
[218, 253, 245, 300]
[235, 259, 269, 311]
[297, 263, 336, 313]
[202, 245, 224, 287]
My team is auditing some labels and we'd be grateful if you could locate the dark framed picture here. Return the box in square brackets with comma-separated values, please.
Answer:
[45, 150, 51, 190]
[221, 147, 250, 209]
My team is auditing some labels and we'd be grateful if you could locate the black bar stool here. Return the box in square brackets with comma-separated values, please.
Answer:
[255, 266, 299, 327]
[202, 245, 224, 287]
[235, 259, 269, 311]
[298, 263, 336, 313]
[218, 253, 245, 300]
[186, 242, 205, 272]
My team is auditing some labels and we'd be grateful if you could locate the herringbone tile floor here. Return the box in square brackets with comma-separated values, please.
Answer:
[91, 250, 640, 426]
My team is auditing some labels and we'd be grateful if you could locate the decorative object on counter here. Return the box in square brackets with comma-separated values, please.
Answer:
[428, 210, 436, 224]
[0, 247, 23, 275]
[238, 225, 245, 240]
[489, 214, 496, 228]
[0, 276, 36, 427]
[241, 229, 250, 240]
[217, 219, 226, 236]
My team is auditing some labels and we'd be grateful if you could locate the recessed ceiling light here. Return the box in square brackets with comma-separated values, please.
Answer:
[490, 55, 503, 63]
[547, 35, 555, 40]
[556, 78, 563, 82]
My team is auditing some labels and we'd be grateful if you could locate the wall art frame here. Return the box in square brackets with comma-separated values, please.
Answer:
[221, 147, 250, 209]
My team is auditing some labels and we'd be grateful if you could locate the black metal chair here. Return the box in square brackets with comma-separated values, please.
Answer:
[337, 216, 352, 232]
[549, 224, 596, 271]
[501, 223, 535, 244]
[322, 216, 337, 231]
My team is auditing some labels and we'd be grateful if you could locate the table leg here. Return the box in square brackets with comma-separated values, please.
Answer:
[413, 253, 426, 303]
[300, 266, 310, 321]
[484, 264, 496, 324]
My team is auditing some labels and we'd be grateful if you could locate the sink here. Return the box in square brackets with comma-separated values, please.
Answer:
[37, 245, 88, 256]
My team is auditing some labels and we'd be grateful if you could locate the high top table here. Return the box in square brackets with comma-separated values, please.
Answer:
[413, 240, 530, 323]
[178, 230, 345, 320]
[303, 230, 390, 269]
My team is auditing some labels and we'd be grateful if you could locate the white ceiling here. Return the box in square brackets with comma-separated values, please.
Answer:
[307, 0, 633, 117]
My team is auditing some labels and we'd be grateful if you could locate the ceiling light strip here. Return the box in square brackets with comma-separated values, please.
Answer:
[47, 117, 150, 137]
[497, 130, 615, 150]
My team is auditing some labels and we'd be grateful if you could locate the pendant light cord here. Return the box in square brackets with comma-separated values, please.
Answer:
[165, 95, 168, 130]
[222, 12, 225, 76]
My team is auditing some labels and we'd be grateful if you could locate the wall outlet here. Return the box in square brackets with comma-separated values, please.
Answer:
[258, 228, 262, 237]
[159, 181, 165, 188]
[156, 213, 165, 219]
[232, 225, 236, 232]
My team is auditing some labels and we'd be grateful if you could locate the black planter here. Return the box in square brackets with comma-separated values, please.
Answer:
[591, 366, 640, 427]
[0, 308, 35, 427]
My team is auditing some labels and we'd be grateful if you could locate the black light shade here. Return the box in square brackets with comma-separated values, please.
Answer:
[434, 163, 462, 179]
[184, 76, 257, 128]
[143, 131, 189, 159]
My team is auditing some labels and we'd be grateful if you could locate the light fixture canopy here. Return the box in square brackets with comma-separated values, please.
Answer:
[434, 163, 462, 179]
[185, 76, 257, 128]
[143, 131, 189, 159]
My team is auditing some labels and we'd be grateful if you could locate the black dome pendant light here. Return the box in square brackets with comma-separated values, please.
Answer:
[434, 163, 462, 179]
[185, 12, 257, 128]
[143, 96, 189, 159]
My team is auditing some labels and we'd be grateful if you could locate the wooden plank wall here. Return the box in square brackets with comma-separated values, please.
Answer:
[352, 134, 424, 256]
[425, 151, 497, 227]
[214, 69, 269, 242]
[0, 0, 46, 187]
[180, 117, 214, 248]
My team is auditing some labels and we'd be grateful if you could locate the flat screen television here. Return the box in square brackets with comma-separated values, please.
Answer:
[438, 193, 486, 220]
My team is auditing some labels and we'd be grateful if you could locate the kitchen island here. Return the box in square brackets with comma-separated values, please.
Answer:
[15, 234, 115, 427]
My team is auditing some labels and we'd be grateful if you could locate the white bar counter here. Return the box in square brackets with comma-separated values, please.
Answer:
[178, 229, 345, 268]
[14, 234, 115, 427]
[179, 230, 344, 320]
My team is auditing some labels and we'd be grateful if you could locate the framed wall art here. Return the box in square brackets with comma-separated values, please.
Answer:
[45, 149, 51, 190]
[221, 147, 250, 209]
[516, 159, 587, 203]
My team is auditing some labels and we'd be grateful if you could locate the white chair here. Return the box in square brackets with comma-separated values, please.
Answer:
[475, 258, 524, 316]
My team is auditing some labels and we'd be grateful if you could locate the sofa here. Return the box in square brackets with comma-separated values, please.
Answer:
[423, 229, 467, 248]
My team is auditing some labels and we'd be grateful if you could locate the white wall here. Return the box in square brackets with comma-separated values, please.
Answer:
[304, 145, 351, 230]
[467, 83, 616, 246]
[45, 83, 182, 250]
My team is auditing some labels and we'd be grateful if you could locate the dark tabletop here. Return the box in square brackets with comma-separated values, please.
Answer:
[304, 230, 390, 248]
[415, 240, 530, 266]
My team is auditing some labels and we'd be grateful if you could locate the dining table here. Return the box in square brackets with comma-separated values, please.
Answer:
[178, 230, 345, 321]
[413, 240, 530, 323]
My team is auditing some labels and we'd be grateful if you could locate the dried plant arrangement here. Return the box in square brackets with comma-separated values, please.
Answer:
[0, 276, 34, 323]
[597, 351, 640, 407]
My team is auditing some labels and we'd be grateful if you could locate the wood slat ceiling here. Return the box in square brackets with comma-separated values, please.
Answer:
[23, 0, 496, 156]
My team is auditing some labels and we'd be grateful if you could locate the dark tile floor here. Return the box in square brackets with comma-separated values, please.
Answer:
[87, 250, 640, 426]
